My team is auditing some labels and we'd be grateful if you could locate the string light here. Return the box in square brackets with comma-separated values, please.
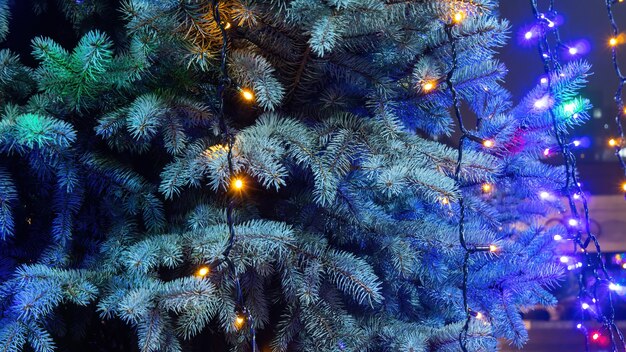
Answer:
[481, 183, 492, 193]
[443, 22, 478, 352]
[593, 332, 601, 341]
[489, 244, 498, 253]
[609, 138, 618, 147]
[604, 3, 626, 193]
[212, 1, 257, 350]
[482, 139, 494, 148]
[539, 191, 551, 200]
[223, 22, 231, 30]
[530, 1, 625, 349]
[231, 177, 244, 191]
[469, 309, 484, 320]
[621, 182, 626, 192]
[422, 81, 436, 92]
[534, 95, 551, 109]
[453, 11, 465, 24]
[600, 0, 626, 346]
[554, 234, 563, 241]
[234, 313, 246, 330]
[239, 88, 255, 101]
[195, 266, 210, 278]
[582, 302, 590, 310]
[564, 102, 577, 114]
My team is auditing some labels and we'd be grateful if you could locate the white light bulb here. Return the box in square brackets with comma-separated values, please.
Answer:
[560, 256, 569, 263]
[582, 303, 590, 310]
[534, 96, 551, 110]
[540, 191, 550, 200]
[553, 234, 563, 241]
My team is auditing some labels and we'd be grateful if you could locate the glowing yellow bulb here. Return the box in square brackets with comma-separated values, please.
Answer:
[622, 262, 626, 269]
[453, 11, 465, 24]
[481, 183, 492, 193]
[234, 314, 246, 330]
[232, 178, 244, 191]
[489, 244, 498, 252]
[440, 197, 450, 205]
[240, 88, 255, 101]
[475, 312, 483, 320]
[621, 182, 626, 192]
[422, 81, 436, 92]
[483, 139, 495, 148]
[195, 266, 210, 278]
[610, 37, 618, 47]
[609, 138, 618, 147]
[223, 22, 232, 30]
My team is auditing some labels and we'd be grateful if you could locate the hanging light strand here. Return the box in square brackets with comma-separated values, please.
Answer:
[443, 22, 494, 352]
[212, 0, 257, 350]
[530, 1, 625, 350]
[604, 0, 626, 179]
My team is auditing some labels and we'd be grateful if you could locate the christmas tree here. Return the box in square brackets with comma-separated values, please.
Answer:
[0, 1, 592, 351]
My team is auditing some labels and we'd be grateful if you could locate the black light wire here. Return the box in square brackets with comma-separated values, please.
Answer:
[212, 1, 258, 350]
[604, 0, 626, 176]
[530, 1, 626, 350]
[443, 22, 493, 352]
